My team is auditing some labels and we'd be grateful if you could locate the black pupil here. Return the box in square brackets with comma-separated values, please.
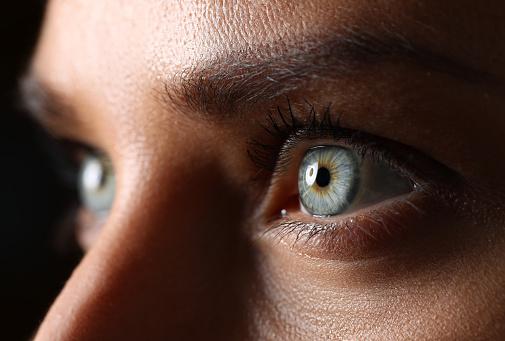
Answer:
[315, 167, 331, 187]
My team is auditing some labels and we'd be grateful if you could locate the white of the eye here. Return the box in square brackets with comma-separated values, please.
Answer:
[305, 161, 319, 187]
[82, 158, 104, 193]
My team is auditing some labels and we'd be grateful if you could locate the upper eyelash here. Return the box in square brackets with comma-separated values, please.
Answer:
[247, 99, 459, 192]
[247, 99, 344, 172]
[248, 99, 400, 176]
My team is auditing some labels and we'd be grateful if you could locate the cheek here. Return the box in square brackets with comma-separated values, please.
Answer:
[251, 213, 505, 340]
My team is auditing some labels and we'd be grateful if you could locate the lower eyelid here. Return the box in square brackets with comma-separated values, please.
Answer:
[257, 191, 438, 261]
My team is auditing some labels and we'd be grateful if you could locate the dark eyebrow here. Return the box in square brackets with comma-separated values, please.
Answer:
[165, 29, 501, 119]
[23, 29, 501, 127]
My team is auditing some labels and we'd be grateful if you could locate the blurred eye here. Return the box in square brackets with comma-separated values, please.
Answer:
[79, 154, 115, 216]
[298, 145, 413, 217]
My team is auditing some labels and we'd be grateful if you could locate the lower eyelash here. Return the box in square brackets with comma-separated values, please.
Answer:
[259, 192, 434, 260]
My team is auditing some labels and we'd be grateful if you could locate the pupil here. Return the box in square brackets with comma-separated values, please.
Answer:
[315, 167, 331, 187]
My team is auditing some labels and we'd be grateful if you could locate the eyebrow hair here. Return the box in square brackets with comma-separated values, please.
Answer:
[23, 28, 501, 127]
[165, 29, 501, 119]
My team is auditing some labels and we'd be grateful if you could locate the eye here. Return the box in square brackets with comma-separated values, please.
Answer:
[258, 135, 441, 259]
[250, 102, 458, 260]
[298, 146, 412, 217]
[28, 134, 116, 251]
[78, 153, 115, 216]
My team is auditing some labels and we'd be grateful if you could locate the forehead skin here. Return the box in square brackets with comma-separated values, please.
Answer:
[33, 1, 505, 340]
[34, 0, 505, 184]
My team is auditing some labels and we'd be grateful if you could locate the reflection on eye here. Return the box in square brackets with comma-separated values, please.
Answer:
[299, 146, 359, 216]
[298, 145, 414, 218]
[79, 154, 115, 216]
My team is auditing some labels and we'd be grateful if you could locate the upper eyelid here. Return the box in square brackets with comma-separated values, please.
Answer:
[18, 73, 87, 142]
[247, 102, 461, 189]
[274, 133, 448, 190]
[248, 102, 368, 173]
[20, 73, 73, 122]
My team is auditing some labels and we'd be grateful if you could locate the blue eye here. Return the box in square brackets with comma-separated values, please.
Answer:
[298, 145, 413, 217]
[79, 154, 115, 216]
[298, 146, 359, 216]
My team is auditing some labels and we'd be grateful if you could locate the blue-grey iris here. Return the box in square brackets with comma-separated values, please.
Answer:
[298, 146, 359, 216]
[79, 154, 115, 215]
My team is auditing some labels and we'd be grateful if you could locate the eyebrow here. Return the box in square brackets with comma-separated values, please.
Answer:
[165, 29, 501, 118]
[20, 72, 79, 135]
[24, 28, 501, 125]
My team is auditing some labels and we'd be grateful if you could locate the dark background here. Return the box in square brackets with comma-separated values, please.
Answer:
[1, 2, 81, 339]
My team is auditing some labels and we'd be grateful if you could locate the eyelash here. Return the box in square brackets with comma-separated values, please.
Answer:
[33, 99, 458, 258]
[248, 99, 459, 259]
[248, 99, 438, 185]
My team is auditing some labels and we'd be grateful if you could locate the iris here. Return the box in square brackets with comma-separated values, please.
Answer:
[79, 154, 115, 215]
[298, 146, 359, 216]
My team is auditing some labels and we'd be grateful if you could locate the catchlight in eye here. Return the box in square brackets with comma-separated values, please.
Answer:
[298, 146, 359, 217]
[79, 154, 115, 216]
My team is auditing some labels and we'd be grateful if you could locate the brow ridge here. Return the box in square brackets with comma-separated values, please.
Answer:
[163, 29, 501, 120]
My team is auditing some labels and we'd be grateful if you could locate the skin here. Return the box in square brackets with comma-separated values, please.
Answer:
[29, 0, 505, 340]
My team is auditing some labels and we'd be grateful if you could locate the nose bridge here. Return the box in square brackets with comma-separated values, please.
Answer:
[35, 147, 254, 340]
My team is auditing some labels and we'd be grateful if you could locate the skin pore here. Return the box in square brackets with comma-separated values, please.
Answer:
[27, 0, 505, 340]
